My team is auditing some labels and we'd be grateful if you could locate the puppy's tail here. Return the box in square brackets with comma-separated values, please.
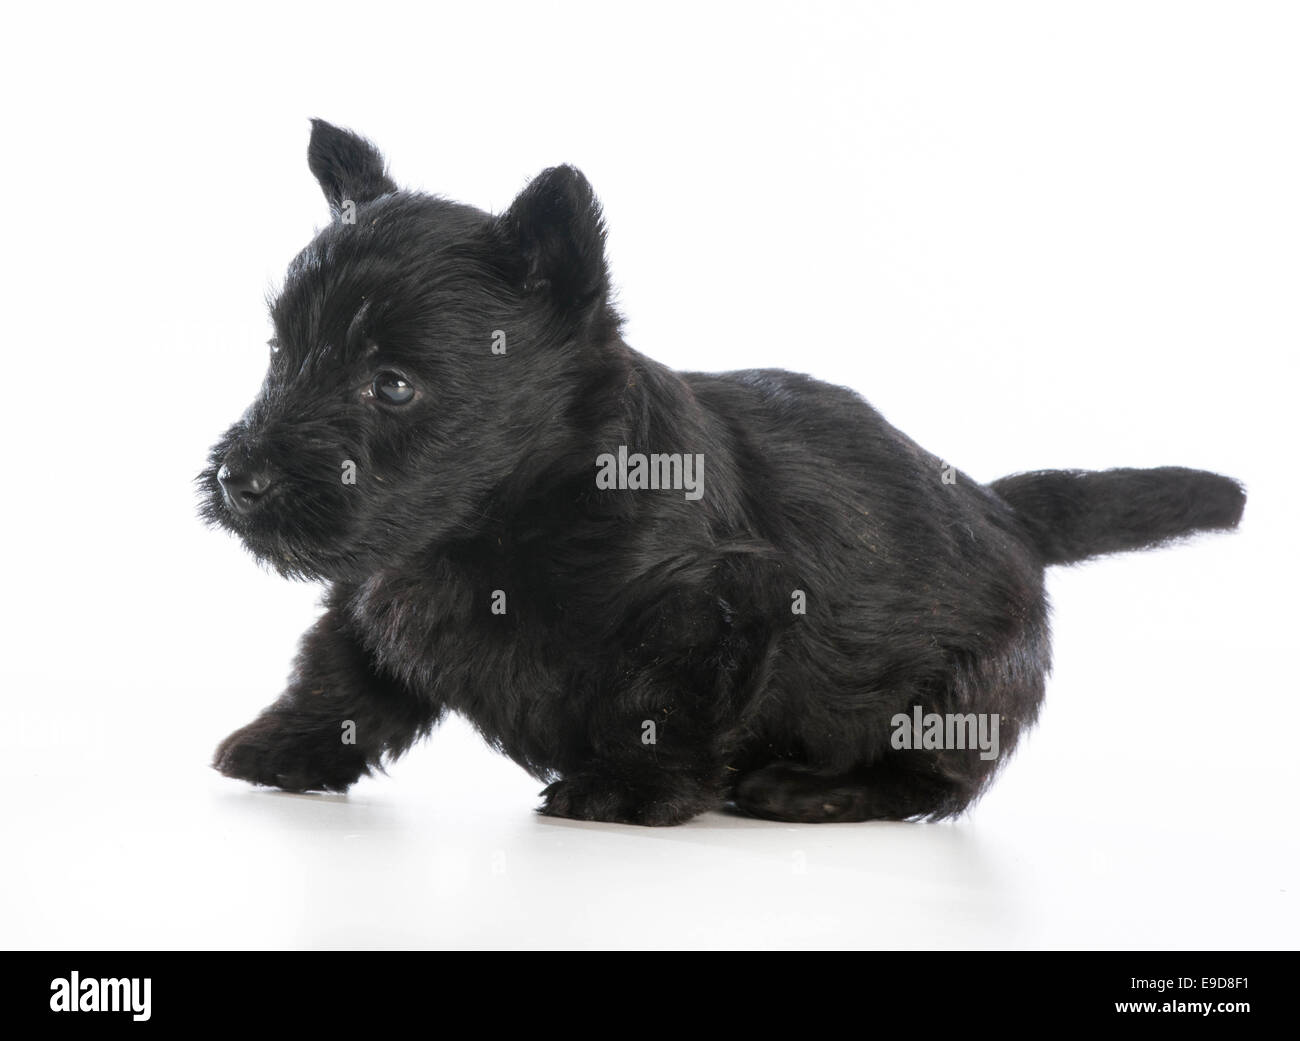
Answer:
[990, 467, 1245, 566]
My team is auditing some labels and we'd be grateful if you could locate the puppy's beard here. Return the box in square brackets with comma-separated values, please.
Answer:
[198, 489, 344, 582]
[241, 529, 347, 582]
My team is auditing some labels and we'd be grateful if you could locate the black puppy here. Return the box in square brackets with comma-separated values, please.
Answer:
[202, 120, 1244, 825]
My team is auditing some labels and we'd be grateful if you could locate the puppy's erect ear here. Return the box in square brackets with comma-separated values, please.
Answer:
[307, 119, 397, 218]
[497, 165, 610, 314]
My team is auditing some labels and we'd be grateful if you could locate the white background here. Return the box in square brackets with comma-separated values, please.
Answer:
[1, 1, 1295, 949]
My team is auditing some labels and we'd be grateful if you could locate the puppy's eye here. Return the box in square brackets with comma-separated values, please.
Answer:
[268, 337, 280, 355]
[369, 371, 416, 406]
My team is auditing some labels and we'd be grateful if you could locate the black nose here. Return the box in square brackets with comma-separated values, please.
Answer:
[217, 459, 274, 514]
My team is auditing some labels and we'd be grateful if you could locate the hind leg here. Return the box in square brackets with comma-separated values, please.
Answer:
[732, 760, 974, 822]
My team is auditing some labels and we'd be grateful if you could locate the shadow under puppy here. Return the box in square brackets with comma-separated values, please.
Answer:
[201, 120, 1245, 825]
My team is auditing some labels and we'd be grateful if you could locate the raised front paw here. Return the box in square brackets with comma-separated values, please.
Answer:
[213, 713, 369, 793]
[538, 773, 710, 826]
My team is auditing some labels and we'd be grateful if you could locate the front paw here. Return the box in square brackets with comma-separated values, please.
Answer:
[539, 773, 708, 826]
[213, 713, 368, 793]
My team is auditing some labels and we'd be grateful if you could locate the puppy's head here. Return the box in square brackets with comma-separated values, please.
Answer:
[200, 120, 620, 581]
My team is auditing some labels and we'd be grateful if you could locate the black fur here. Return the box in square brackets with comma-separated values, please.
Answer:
[201, 120, 1245, 825]
[991, 467, 1244, 565]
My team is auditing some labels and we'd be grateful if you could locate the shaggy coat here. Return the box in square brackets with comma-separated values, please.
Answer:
[202, 121, 1244, 824]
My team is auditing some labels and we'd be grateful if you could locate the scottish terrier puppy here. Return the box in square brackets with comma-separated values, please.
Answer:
[202, 120, 1244, 825]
